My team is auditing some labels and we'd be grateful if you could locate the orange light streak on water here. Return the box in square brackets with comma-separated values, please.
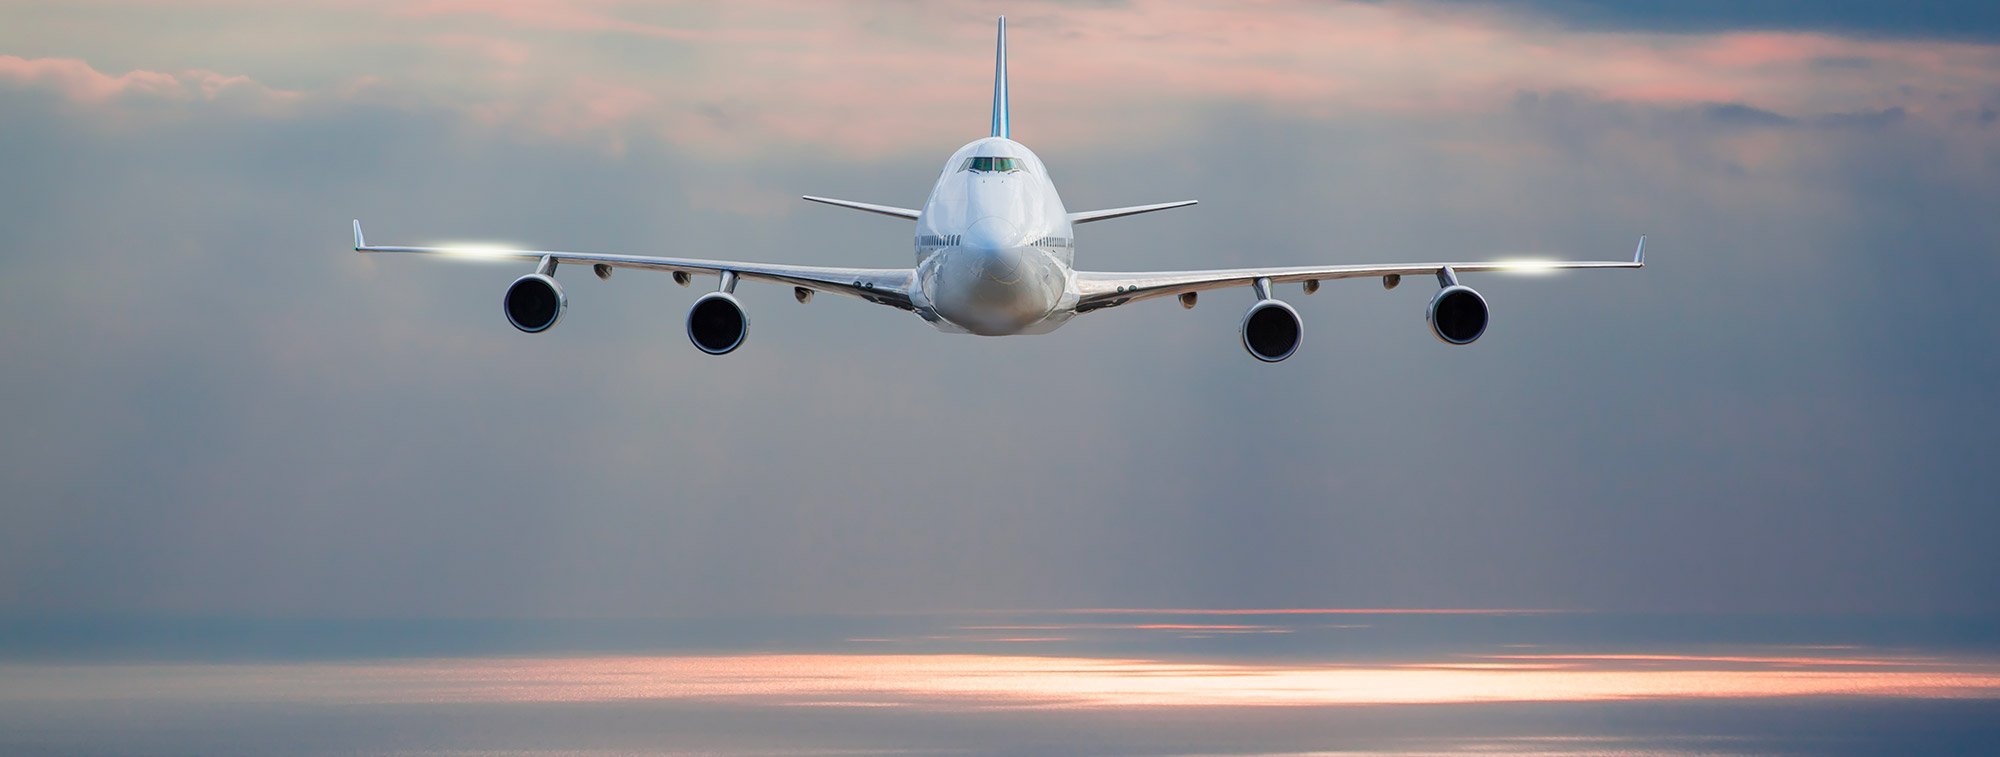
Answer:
[1058, 608, 1571, 616]
[12, 652, 1997, 710]
[1480, 653, 1949, 668]
[956, 623, 1293, 632]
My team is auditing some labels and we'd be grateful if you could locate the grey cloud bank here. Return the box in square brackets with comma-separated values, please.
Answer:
[1497, 0, 2000, 42]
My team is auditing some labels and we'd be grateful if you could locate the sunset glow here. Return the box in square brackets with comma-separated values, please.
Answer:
[7, 1, 1996, 155]
[1057, 607, 1573, 616]
[13, 650, 1997, 710]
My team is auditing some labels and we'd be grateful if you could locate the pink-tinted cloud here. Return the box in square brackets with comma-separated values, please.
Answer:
[391, 0, 2000, 154]
[425, 33, 534, 69]
[10, 0, 2000, 154]
[392, 0, 815, 43]
[397, 0, 690, 38]
[0, 55, 298, 111]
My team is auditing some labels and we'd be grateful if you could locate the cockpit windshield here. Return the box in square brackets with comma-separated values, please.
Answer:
[961, 156, 1027, 173]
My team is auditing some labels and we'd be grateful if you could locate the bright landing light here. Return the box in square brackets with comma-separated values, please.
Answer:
[434, 243, 527, 261]
[1494, 259, 1562, 274]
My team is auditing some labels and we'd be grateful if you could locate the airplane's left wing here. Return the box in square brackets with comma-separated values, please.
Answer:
[1069, 200, 1198, 225]
[1073, 237, 1645, 313]
[353, 221, 915, 309]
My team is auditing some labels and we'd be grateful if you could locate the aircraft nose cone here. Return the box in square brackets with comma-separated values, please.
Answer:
[927, 243, 1057, 336]
[962, 216, 1022, 253]
[960, 244, 1028, 287]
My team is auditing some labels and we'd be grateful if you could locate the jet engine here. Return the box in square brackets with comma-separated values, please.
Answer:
[503, 273, 566, 333]
[1240, 299, 1303, 362]
[686, 292, 749, 355]
[1427, 285, 1488, 345]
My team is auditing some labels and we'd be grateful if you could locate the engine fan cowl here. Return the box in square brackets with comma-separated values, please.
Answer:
[504, 273, 566, 333]
[1240, 299, 1303, 362]
[1427, 285, 1488, 345]
[686, 292, 749, 355]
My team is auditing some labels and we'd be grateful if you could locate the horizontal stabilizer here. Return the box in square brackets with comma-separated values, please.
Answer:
[802, 195, 921, 220]
[1069, 200, 1198, 225]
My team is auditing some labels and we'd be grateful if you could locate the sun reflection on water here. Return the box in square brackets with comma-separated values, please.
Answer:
[15, 649, 1995, 711]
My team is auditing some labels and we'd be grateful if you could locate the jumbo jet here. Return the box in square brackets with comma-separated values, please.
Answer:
[354, 17, 1643, 362]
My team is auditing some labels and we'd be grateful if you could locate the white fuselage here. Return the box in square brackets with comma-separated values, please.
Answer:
[910, 137, 1079, 335]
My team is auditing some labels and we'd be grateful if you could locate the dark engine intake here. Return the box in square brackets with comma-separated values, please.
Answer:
[686, 292, 749, 355]
[1240, 299, 1303, 362]
[1427, 285, 1488, 345]
[503, 273, 566, 333]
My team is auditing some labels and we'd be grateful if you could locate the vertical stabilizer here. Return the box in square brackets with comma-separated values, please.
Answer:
[991, 16, 1009, 139]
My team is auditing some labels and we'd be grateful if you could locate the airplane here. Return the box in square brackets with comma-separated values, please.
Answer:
[353, 17, 1643, 362]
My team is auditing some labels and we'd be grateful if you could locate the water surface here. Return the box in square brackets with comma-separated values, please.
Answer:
[3, 610, 1996, 754]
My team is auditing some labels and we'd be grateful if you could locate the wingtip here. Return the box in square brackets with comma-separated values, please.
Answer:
[352, 219, 364, 250]
[1634, 234, 1646, 265]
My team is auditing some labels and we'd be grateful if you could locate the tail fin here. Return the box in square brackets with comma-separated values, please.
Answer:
[990, 16, 1008, 139]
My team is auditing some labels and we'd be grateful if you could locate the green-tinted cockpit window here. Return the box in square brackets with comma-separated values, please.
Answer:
[960, 157, 1027, 173]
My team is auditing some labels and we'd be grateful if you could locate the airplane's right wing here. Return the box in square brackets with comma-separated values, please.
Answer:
[1072, 237, 1645, 313]
[354, 220, 916, 353]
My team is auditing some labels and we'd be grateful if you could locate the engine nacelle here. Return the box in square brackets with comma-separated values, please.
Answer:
[1427, 285, 1488, 345]
[1240, 299, 1303, 362]
[503, 273, 566, 333]
[686, 292, 749, 355]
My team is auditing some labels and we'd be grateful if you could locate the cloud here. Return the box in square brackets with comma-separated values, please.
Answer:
[0, 55, 298, 112]
[390, 0, 817, 42]
[1486, 0, 2000, 43]
[11, 1, 2000, 155]
[1702, 102, 1797, 128]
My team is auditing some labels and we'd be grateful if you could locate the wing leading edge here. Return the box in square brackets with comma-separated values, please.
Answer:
[352, 221, 916, 310]
[800, 195, 922, 220]
[1073, 236, 1646, 313]
[1069, 200, 1198, 225]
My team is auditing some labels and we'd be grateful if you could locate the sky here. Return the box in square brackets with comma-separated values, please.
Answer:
[2, 0, 1999, 621]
